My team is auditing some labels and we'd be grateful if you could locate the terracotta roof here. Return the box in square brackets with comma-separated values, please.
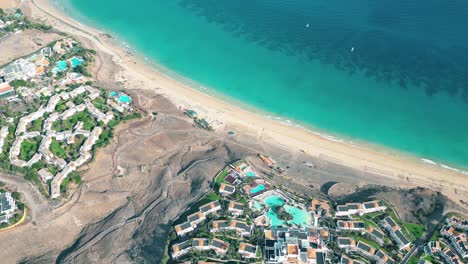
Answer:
[287, 244, 299, 255]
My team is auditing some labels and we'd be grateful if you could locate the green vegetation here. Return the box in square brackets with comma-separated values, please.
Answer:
[10, 79, 32, 88]
[423, 254, 437, 263]
[50, 135, 86, 162]
[190, 177, 203, 194]
[408, 255, 420, 264]
[94, 129, 112, 148]
[60, 171, 82, 194]
[215, 167, 230, 184]
[0, 35, 142, 201]
[274, 206, 293, 221]
[49, 138, 66, 159]
[20, 137, 41, 161]
[387, 209, 413, 239]
[23, 161, 49, 197]
[430, 231, 440, 241]
[52, 111, 97, 132]
[0, 8, 51, 33]
[344, 232, 382, 250]
[28, 118, 43, 132]
[55, 102, 68, 113]
[93, 97, 111, 112]
[354, 216, 380, 229]
[405, 223, 426, 239]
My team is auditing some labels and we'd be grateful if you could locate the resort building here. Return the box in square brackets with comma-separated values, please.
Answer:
[230, 220, 253, 237]
[211, 220, 229, 232]
[187, 211, 206, 227]
[258, 154, 276, 167]
[446, 216, 468, 231]
[174, 222, 194, 237]
[199, 201, 221, 216]
[380, 216, 411, 250]
[171, 237, 228, 259]
[37, 168, 54, 184]
[218, 183, 235, 196]
[356, 241, 376, 257]
[0, 192, 17, 223]
[210, 219, 252, 237]
[335, 200, 386, 217]
[305, 248, 326, 264]
[441, 226, 468, 259]
[336, 203, 362, 217]
[0, 126, 9, 154]
[228, 201, 245, 216]
[309, 198, 332, 220]
[264, 228, 329, 264]
[224, 169, 242, 185]
[2, 58, 37, 82]
[85, 99, 113, 124]
[375, 249, 395, 264]
[0, 82, 13, 97]
[238, 242, 258, 259]
[192, 238, 211, 251]
[210, 238, 229, 255]
[336, 220, 366, 231]
[366, 226, 386, 245]
[171, 240, 191, 259]
[424, 241, 442, 256]
[452, 234, 468, 259]
[441, 225, 455, 237]
[440, 247, 463, 264]
[337, 237, 356, 250]
[362, 200, 387, 213]
[341, 255, 364, 264]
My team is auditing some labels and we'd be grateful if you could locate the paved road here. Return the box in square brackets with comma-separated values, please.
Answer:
[401, 243, 420, 264]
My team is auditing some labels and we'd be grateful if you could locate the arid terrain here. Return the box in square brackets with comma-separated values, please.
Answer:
[0, 0, 18, 9]
[0, 1, 466, 264]
[0, 29, 62, 66]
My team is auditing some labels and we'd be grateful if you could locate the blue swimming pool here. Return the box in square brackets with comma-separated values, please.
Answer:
[264, 195, 312, 227]
[250, 184, 266, 194]
[52, 61, 68, 73]
[70, 57, 84, 67]
[119, 95, 132, 103]
[246, 171, 256, 177]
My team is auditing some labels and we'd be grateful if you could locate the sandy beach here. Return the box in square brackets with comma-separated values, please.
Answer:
[0, 0, 19, 9]
[22, 0, 468, 204]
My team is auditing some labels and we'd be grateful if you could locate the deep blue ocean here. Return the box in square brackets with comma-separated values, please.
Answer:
[61, 0, 468, 168]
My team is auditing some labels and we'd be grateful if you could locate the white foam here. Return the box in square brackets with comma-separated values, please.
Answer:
[421, 158, 437, 165]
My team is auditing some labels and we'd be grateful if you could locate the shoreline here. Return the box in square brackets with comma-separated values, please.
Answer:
[49, 0, 468, 174]
[47, 0, 468, 173]
[26, 0, 468, 203]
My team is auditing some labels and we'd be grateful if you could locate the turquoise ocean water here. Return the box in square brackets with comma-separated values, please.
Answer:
[59, 0, 468, 169]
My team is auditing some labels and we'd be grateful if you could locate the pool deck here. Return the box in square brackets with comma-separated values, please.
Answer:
[251, 189, 312, 227]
